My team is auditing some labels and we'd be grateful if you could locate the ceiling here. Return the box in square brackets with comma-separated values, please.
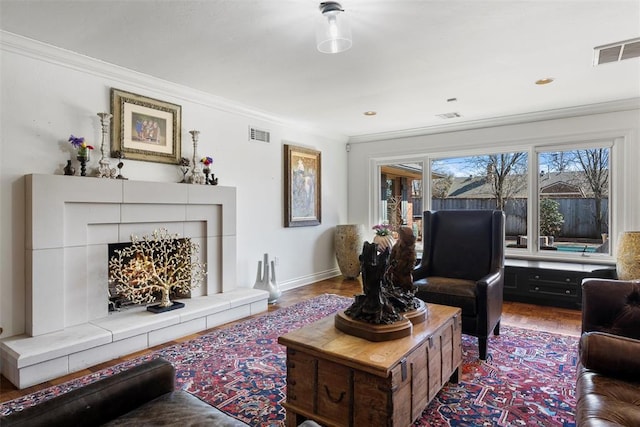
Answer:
[1, 0, 639, 139]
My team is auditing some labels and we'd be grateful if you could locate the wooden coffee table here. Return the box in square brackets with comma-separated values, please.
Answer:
[277, 303, 462, 427]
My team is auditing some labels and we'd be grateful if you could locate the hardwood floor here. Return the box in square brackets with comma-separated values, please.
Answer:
[0, 276, 582, 403]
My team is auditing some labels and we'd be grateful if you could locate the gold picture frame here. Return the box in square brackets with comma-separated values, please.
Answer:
[284, 143, 321, 227]
[110, 88, 182, 164]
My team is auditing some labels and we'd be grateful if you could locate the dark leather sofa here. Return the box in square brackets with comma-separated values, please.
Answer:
[576, 278, 640, 426]
[1, 358, 249, 427]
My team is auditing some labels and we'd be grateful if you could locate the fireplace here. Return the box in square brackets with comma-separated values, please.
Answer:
[22, 174, 241, 336]
[0, 174, 268, 389]
[107, 234, 201, 311]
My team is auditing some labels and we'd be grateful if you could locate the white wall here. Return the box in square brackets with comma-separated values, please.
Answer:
[0, 33, 348, 339]
[347, 107, 640, 244]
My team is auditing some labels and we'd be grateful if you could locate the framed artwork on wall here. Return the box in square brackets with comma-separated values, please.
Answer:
[110, 88, 182, 164]
[284, 143, 322, 227]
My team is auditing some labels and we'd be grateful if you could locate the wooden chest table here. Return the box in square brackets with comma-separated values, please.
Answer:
[277, 303, 462, 427]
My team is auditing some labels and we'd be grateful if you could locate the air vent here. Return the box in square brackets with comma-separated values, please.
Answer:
[594, 37, 640, 65]
[436, 112, 462, 119]
[249, 126, 270, 143]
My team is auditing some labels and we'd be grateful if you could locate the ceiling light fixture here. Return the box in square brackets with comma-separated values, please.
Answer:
[364, 111, 377, 116]
[316, 1, 352, 54]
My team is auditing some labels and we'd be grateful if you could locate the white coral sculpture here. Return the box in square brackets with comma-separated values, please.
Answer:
[109, 228, 206, 308]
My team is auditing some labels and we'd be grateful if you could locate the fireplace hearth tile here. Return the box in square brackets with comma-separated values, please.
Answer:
[206, 305, 252, 329]
[177, 296, 229, 322]
[0, 323, 112, 368]
[90, 307, 182, 342]
[1, 288, 268, 389]
[217, 288, 269, 308]
[9, 355, 69, 390]
[149, 317, 207, 347]
[68, 334, 148, 373]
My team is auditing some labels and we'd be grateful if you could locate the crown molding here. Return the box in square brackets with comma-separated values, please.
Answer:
[0, 31, 345, 141]
[348, 98, 640, 144]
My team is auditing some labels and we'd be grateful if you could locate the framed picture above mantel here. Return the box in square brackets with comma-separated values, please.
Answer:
[284, 143, 321, 227]
[110, 88, 182, 164]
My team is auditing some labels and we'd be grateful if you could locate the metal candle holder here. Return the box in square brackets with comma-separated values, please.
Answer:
[97, 112, 117, 178]
[189, 130, 205, 184]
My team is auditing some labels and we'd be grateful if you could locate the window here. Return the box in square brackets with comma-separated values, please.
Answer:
[378, 162, 424, 249]
[431, 152, 529, 249]
[375, 140, 615, 260]
[537, 147, 610, 255]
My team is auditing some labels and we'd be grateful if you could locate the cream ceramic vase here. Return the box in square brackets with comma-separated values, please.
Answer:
[616, 231, 640, 280]
[335, 224, 366, 279]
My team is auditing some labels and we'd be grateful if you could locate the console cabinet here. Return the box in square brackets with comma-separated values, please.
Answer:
[504, 260, 616, 309]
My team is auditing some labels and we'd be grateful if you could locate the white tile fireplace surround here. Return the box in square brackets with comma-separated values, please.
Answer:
[1, 174, 268, 389]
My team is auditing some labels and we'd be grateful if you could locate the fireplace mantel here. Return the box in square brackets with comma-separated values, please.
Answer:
[0, 174, 268, 389]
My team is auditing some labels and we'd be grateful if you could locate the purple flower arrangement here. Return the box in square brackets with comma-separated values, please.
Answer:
[69, 134, 94, 158]
[372, 224, 392, 236]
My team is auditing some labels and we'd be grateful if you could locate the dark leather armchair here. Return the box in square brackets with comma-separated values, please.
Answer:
[413, 210, 505, 360]
[576, 278, 640, 426]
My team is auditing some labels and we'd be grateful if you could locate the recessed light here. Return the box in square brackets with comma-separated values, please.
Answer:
[535, 78, 554, 85]
[363, 111, 377, 116]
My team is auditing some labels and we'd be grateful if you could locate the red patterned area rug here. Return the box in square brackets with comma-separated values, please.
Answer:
[0, 294, 578, 427]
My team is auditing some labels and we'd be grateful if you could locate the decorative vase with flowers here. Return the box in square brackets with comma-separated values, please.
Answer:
[201, 156, 213, 184]
[372, 223, 395, 252]
[69, 134, 94, 176]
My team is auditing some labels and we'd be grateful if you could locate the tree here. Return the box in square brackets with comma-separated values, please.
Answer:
[109, 229, 207, 308]
[549, 152, 571, 172]
[573, 148, 609, 235]
[479, 153, 528, 210]
[432, 173, 453, 199]
[540, 198, 564, 237]
[386, 195, 403, 230]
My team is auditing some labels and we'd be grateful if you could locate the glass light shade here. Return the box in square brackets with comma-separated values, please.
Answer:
[616, 231, 640, 280]
[316, 9, 352, 54]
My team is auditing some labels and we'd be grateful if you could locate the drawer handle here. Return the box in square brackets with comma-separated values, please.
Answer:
[565, 278, 571, 283]
[324, 386, 345, 404]
[401, 358, 407, 381]
[565, 290, 570, 294]
[428, 337, 434, 348]
[534, 275, 540, 279]
[534, 287, 539, 291]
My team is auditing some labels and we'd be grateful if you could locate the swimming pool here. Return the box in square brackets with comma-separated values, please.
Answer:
[555, 244, 597, 253]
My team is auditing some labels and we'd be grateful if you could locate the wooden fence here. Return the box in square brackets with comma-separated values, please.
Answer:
[423, 198, 609, 238]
